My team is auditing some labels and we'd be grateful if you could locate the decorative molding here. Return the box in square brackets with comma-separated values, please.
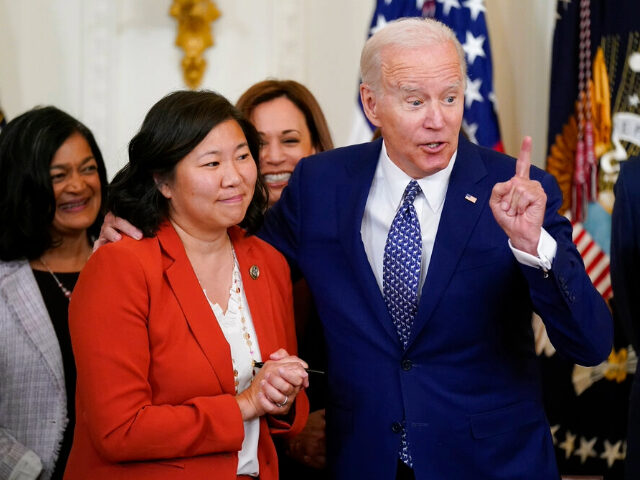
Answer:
[170, 0, 221, 89]
[271, 0, 306, 81]
[80, 0, 115, 159]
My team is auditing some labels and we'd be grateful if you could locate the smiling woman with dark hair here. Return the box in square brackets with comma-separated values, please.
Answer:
[236, 79, 334, 479]
[0, 106, 107, 480]
[108, 90, 268, 238]
[65, 90, 309, 480]
[236, 79, 333, 207]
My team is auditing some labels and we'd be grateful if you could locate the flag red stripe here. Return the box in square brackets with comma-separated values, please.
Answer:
[585, 250, 604, 275]
[591, 264, 610, 288]
[573, 228, 587, 246]
[581, 239, 596, 258]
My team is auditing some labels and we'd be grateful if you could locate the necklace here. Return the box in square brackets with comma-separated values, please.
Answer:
[231, 248, 255, 356]
[201, 241, 259, 393]
[38, 257, 72, 300]
[229, 246, 259, 393]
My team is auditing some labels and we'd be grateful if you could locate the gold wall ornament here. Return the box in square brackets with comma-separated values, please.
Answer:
[170, 0, 221, 89]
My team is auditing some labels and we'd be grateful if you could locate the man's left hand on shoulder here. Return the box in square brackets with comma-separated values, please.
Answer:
[489, 136, 547, 256]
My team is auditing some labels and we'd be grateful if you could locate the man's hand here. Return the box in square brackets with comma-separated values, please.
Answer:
[489, 137, 546, 255]
[285, 409, 326, 469]
[93, 212, 143, 252]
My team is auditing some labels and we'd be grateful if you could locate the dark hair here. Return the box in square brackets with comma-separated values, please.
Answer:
[236, 79, 334, 153]
[108, 90, 268, 237]
[0, 106, 107, 261]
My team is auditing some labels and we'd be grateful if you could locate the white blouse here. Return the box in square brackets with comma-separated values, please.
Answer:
[205, 253, 262, 477]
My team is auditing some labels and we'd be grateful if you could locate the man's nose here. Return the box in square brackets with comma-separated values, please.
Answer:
[423, 102, 445, 129]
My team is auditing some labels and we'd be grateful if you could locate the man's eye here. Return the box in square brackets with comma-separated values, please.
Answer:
[445, 96, 456, 104]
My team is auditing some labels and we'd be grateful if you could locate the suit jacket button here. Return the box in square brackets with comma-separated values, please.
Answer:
[401, 359, 413, 371]
[392, 421, 403, 434]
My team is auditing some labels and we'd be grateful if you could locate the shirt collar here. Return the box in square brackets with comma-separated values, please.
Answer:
[379, 140, 457, 212]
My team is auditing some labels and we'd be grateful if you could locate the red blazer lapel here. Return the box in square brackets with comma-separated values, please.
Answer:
[229, 226, 279, 360]
[156, 222, 236, 394]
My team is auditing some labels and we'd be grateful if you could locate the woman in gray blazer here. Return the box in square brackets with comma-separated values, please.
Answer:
[0, 107, 107, 480]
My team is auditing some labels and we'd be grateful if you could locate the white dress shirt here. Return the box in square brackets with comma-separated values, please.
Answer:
[361, 141, 557, 299]
[206, 257, 262, 477]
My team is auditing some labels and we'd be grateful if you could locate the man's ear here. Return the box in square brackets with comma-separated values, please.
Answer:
[360, 83, 383, 128]
[153, 173, 172, 199]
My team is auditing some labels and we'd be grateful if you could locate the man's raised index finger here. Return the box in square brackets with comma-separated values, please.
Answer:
[515, 136, 532, 179]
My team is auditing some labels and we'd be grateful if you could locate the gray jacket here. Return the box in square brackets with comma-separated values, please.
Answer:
[0, 259, 68, 480]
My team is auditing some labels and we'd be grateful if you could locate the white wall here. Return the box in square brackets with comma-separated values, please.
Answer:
[0, 0, 556, 178]
[485, 0, 557, 164]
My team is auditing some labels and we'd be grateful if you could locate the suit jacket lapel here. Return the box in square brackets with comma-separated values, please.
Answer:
[337, 139, 400, 343]
[2, 261, 66, 391]
[157, 223, 236, 394]
[409, 137, 489, 347]
[229, 227, 278, 360]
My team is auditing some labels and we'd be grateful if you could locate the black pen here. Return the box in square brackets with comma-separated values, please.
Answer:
[252, 361, 325, 375]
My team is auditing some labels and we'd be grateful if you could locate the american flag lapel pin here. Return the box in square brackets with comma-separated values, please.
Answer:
[249, 265, 260, 280]
[465, 193, 477, 204]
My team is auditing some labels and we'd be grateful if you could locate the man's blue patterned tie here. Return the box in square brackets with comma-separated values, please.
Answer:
[383, 179, 422, 468]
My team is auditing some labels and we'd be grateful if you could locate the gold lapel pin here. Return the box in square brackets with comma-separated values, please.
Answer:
[249, 265, 260, 280]
[465, 193, 477, 204]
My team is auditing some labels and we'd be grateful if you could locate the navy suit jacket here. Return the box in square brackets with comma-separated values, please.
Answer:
[260, 136, 612, 479]
[611, 156, 640, 480]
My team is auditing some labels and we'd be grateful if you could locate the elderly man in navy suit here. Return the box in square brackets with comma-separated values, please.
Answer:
[258, 18, 611, 479]
[99, 17, 612, 480]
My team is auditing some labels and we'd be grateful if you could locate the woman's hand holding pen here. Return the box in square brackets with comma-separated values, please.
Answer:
[236, 348, 309, 420]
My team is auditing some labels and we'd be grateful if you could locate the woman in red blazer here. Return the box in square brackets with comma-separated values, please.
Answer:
[65, 90, 309, 479]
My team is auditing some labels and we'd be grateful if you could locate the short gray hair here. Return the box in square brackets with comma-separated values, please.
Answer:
[360, 17, 467, 92]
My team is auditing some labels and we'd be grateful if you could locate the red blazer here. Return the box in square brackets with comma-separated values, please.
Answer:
[65, 223, 308, 479]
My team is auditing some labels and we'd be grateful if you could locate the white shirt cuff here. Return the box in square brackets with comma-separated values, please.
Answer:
[508, 228, 557, 271]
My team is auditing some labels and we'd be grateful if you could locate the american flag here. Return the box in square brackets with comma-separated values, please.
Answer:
[569, 215, 612, 300]
[546, 0, 640, 302]
[349, 0, 503, 152]
[540, 5, 640, 475]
